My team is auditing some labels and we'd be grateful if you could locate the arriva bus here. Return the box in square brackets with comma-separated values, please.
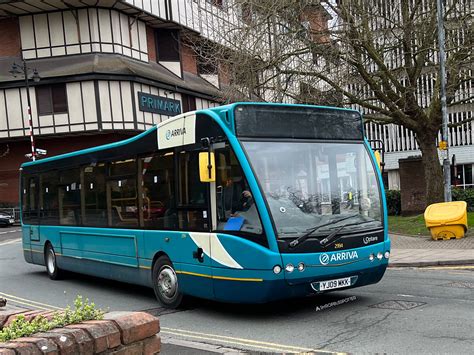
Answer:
[20, 103, 390, 308]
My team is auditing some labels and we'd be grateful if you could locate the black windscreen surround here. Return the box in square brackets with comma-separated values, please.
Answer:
[234, 105, 363, 140]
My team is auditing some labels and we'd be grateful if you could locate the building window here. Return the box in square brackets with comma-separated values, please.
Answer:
[197, 57, 218, 76]
[181, 93, 196, 112]
[155, 29, 180, 62]
[240, 2, 253, 23]
[207, 0, 224, 9]
[36, 84, 68, 116]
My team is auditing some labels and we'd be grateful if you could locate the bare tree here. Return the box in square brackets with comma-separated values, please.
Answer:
[191, 0, 473, 205]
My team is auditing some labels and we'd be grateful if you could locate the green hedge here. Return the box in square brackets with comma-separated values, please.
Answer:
[452, 188, 474, 212]
[385, 190, 401, 215]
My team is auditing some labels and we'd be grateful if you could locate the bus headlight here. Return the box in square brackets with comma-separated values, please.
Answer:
[369, 253, 375, 261]
[297, 262, 305, 272]
[384, 251, 390, 259]
[273, 265, 282, 274]
[285, 264, 295, 273]
[377, 252, 383, 260]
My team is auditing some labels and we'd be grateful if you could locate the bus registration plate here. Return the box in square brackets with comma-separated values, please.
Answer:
[312, 276, 355, 291]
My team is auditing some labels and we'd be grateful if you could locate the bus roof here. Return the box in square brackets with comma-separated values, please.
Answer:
[21, 103, 361, 169]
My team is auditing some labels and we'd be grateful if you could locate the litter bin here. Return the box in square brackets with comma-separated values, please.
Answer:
[424, 201, 468, 240]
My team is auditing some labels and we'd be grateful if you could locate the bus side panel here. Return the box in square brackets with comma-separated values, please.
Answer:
[33, 226, 150, 286]
[141, 230, 214, 300]
[57, 227, 140, 268]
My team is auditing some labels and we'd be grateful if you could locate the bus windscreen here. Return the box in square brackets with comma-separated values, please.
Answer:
[234, 105, 363, 140]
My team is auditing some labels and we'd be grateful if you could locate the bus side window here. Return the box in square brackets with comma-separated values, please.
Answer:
[22, 175, 38, 224]
[40, 171, 59, 225]
[83, 163, 107, 227]
[141, 151, 178, 230]
[58, 168, 81, 225]
[107, 159, 138, 228]
[178, 150, 209, 231]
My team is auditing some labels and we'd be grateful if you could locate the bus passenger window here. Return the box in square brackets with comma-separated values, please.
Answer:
[22, 175, 38, 224]
[40, 171, 59, 225]
[107, 159, 138, 228]
[83, 163, 107, 227]
[58, 168, 81, 225]
[215, 146, 263, 235]
[141, 152, 178, 229]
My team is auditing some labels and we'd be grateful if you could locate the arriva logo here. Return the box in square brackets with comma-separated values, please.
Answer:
[363, 236, 378, 245]
[165, 127, 186, 140]
[319, 253, 330, 265]
[319, 251, 359, 265]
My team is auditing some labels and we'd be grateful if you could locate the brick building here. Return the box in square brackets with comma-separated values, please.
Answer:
[0, 0, 234, 205]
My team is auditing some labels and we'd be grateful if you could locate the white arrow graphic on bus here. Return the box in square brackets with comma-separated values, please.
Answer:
[189, 233, 243, 269]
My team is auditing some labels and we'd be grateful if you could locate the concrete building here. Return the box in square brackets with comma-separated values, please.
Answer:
[358, 0, 474, 191]
[0, 0, 235, 205]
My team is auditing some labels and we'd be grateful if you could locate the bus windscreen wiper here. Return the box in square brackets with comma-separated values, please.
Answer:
[288, 214, 360, 249]
[319, 220, 381, 248]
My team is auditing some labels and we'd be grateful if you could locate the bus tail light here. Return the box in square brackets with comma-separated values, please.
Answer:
[369, 253, 375, 261]
[273, 265, 282, 274]
[285, 264, 294, 273]
[384, 251, 390, 259]
[377, 252, 383, 260]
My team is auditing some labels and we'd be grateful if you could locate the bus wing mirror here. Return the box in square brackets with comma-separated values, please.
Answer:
[374, 151, 382, 171]
[199, 152, 216, 182]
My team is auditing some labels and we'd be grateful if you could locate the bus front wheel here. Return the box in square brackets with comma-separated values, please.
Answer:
[152, 256, 183, 308]
[45, 243, 62, 280]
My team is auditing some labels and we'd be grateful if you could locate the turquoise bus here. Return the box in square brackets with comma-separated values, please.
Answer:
[20, 103, 390, 308]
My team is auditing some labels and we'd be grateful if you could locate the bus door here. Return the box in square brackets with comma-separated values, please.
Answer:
[22, 175, 40, 243]
[175, 147, 214, 299]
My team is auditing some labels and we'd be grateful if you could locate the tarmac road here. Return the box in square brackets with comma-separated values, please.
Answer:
[1, 227, 473, 354]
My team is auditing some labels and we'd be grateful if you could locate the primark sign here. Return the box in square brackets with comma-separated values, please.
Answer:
[138, 92, 181, 116]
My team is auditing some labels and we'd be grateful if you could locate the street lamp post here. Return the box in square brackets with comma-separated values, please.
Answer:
[9, 60, 41, 161]
[436, 0, 452, 202]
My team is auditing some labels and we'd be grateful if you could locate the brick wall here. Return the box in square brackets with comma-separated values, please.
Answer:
[0, 18, 21, 57]
[181, 42, 198, 75]
[399, 156, 426, 215]
[146, 26, 157, 63]
[0, 310, 161, 354]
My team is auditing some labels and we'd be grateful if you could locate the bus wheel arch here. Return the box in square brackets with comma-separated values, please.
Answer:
[44, 242, 62, 280]
[151, 253, 183, 309]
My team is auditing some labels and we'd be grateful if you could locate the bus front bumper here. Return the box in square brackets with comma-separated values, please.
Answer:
[212, 263, 388, 304]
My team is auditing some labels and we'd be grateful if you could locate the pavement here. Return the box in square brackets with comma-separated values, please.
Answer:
[389, 232, 474, 267]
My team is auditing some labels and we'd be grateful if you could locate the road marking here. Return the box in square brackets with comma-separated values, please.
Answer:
[1, 298, 52, 311]
[0, 292, 64, 311]
[0, 238, 21, 246]
[161, 327, 341, 354]
[0, 229, 21, 235]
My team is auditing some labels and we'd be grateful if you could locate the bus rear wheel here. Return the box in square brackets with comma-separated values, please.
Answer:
[152, 256, 183, 308]
[45, 243, 62, 280]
